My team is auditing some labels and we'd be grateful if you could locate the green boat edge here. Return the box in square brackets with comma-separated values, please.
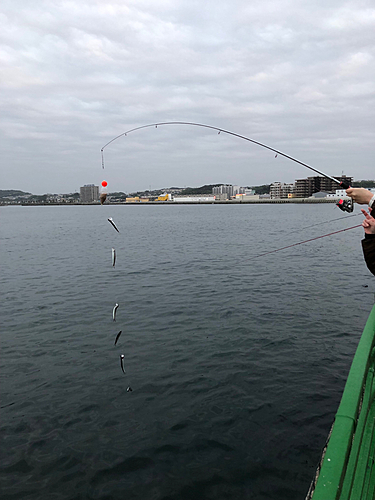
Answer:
[307, 304, 375, 500]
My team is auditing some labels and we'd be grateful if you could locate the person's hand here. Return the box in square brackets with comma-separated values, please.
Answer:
[346, 188, 373, 205]
[361, 208, 375, 235]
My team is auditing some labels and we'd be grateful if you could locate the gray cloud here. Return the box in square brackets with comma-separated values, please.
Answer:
[1, 0, 374, 193]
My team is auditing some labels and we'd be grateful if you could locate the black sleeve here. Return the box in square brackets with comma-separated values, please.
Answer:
[362, 237, 375, 277]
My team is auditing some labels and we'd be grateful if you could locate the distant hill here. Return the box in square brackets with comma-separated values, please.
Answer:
[249, 184, 271, 195]
[0, 190, 32, 198]
[352, 180, 375, 188]
[108, 192, 127, 197]
[180, 184, 223, 195]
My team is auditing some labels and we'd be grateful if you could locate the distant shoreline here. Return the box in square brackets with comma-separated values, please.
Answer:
[0, 198, 346, 207]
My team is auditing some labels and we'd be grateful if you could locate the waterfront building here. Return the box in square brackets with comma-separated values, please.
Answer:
[243, 188, 255, 195]
[310, 191, 331, 198]
[214, 193, 229, 201]
[294, 175, 352, 198]
[213, 184, 234, 197]
[235, 193, 260, 201]
[156, 193, 172, 201]
[327, 189, 350, 198]
[295, 177, 320, 198]
[270, 182, 294, 199]
[212, 185, 254, 198]
[173, 195, 216, 202]
[80, 184, 99, 203]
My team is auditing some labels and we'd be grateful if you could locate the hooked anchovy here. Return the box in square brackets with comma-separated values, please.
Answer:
[112, 248, 116, 267]
[100, 193, 107, 205]
[120, 354, 126, 374]
[114, 330, 122, 345]
[108, 217, 120, 233]
[113, 303, 119, 321]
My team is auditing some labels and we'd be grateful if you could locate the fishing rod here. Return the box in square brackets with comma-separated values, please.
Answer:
[100, 121, 353, 213]
[250, 223, 362, 260]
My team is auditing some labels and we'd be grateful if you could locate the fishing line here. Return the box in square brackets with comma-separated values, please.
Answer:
[247, 224, 362, 260]
[286, 212, 361, 236]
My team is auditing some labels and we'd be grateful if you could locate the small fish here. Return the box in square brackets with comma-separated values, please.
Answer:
[100, 193, 107, 205]
[114, 330, 122, 345]
[120, 354, 126, 374]
[113, 303, 119, 321]
[275, 154, 278, 158]
[127, 386, 132, 392]
[112, 248, 116, 267]
[108, 217, 119, 233]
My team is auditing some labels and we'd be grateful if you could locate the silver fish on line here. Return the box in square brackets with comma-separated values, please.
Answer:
[108, 217, 119, 233]
[120, 354, 126, 374]
[113, 303, 119, 321]
[112, 248, 116, 267]
[114, 330, 122, 345]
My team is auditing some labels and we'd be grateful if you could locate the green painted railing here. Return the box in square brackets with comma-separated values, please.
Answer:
[311, 305, 375, 500]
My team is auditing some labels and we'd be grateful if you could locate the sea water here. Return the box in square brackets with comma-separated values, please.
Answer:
[1, 203, 373, 500]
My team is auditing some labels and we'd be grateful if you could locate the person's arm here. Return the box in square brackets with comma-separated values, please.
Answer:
[346, 188, 375, 208]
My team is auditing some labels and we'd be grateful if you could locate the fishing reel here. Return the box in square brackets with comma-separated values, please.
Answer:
[336, 198, 354, 213]
[336, 180, 353, 212]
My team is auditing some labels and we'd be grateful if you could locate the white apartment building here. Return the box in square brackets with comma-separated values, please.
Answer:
[270, 182, 294, 199]
[212, 185, 254, 198]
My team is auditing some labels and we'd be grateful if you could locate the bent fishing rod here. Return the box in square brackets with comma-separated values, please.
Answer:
[100, 121, 353, 213]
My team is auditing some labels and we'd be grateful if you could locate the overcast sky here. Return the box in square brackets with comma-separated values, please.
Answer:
[1, 0, 374, 194]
